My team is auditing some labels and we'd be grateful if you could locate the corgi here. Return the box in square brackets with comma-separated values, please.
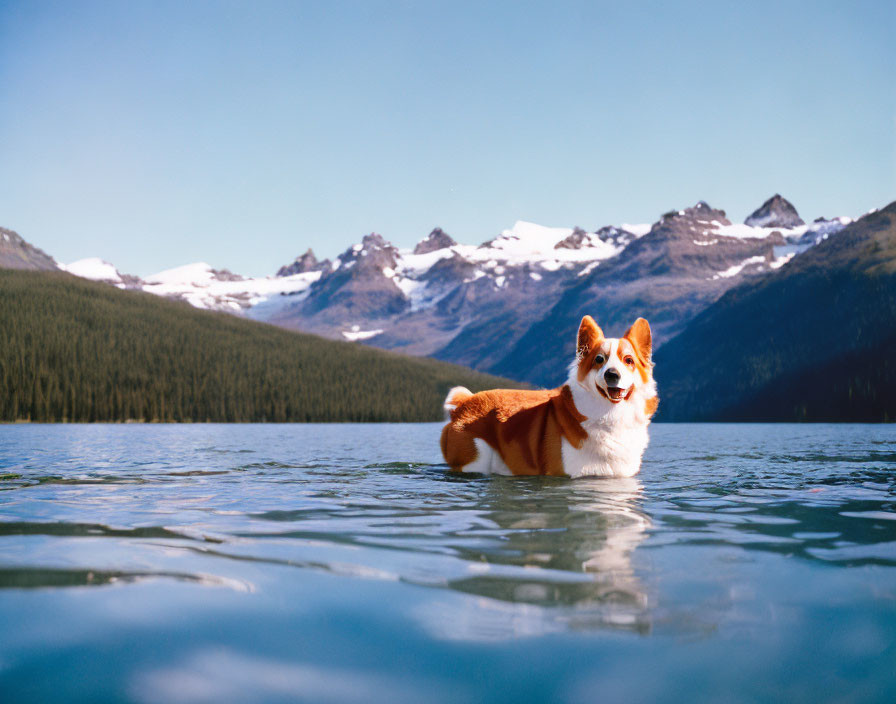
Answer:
[440, 315, 658, 478]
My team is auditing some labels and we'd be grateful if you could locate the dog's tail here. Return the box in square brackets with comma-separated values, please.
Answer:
[443, 386, 473, 419]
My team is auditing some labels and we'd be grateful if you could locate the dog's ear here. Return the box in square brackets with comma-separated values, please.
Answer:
[577, 315, 604, 357]
[624, 317, 652, 364]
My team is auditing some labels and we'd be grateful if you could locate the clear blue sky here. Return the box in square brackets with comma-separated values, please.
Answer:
[1, 0, 893, 276]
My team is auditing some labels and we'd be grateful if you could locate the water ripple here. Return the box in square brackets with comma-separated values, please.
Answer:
[0, 422, 895, 702]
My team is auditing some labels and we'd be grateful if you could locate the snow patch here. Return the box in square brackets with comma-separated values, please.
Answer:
[577, 261, 601, 277]
[468, 221, 622, 267]
[144, 264, 321, 312]
[712, 255, 767, 279]
[395, 247, 454, 275]
[61, 258, 122, 283]
[145, 262, 216, 285]
[770, 253, 795, 269]
[342, 326, 383, 341]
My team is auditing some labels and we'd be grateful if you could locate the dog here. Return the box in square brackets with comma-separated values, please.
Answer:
[440, 315, 658, 478]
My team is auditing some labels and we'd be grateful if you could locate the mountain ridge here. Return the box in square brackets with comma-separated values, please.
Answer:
[2, 195, 857, 386]
[654, 201, 896, 421]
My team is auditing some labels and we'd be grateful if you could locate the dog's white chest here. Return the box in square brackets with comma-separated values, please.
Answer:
[561, 421, 648, 478]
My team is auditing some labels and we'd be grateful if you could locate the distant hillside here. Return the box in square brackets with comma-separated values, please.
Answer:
[0, 270, 523, 423]
[654, 202, 896, 422]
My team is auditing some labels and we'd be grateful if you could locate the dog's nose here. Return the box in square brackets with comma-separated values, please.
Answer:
[604, 368, 621, 385]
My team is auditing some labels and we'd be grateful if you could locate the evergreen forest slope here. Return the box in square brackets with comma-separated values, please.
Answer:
[0, 270, 523, 422]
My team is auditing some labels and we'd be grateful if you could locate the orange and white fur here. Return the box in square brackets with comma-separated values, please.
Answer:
[440, 315, 658, 478]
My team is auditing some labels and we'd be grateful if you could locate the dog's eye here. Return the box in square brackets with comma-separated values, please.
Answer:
[593, 355, 605, 366]
[624, 356, 635, 366]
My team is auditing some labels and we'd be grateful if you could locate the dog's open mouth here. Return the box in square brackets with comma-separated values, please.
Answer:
[606, 386, 627, 401]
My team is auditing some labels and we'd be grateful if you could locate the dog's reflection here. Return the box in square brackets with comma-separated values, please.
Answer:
[416, 477, 651, 640]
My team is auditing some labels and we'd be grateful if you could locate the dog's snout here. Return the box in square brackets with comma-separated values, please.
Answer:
[604, 368, 621, 385]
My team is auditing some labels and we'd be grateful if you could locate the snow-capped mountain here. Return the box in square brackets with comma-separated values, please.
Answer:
[143, 263, 322, 313]
[255, 196, 852, 382]
[56, 259, 323, 312]
[254, 218, 660, 364]
[489, 200, 836, 384]
[654, 201, 896, 421]
[6, 194, 854, 384]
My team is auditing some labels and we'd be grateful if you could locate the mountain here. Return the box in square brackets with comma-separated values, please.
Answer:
[488, 201, 841, 385]
[259, 221, 614, 353]
[744, 194, 805, 229]
[257, 198, 849, 379]
[0, 269, 523, 423]
[0, 227, 58, 271]
[654, 202, 896, 421]
[414, 228, 456, 254]
[276, 248, 330, 277]
[2, 194, 854, 386]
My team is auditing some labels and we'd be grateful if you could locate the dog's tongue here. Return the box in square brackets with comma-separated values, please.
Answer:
[607, 386, 626, 400]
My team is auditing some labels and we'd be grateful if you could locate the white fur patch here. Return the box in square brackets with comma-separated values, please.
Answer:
[564, 337, 656, 478]
[443, 386, 472, 414]
[462, 438, 512, 476]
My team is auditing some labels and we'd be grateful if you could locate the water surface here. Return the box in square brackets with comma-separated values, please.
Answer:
[1, 423, 894, 703]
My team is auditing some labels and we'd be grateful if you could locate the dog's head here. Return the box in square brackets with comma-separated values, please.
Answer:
[571, 315, 655, 407]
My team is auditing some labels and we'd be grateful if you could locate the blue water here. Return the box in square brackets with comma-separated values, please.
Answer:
[0, 423, 894, 703]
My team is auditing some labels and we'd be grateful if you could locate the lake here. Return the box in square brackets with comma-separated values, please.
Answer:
[1, 423, 894, 703]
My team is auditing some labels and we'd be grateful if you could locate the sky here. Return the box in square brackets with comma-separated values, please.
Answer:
[0, 0, 893, 277]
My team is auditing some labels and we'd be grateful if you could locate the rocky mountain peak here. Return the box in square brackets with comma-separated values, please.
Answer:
[554, 227, 589, 249]
[413, 228, 456, 255]
[335, 233, 399, 273]
[0, 227, 58, 271]
[276, 248, 329, 277]
[744, 194, 804, 229]
[691, 201, 729, 223]
[300, 232, 408, 318]
[209, 268, 245, 282]
[658, 201, 730, 228]
[360, 232, 393, 250]
[648, 202, 731, 242]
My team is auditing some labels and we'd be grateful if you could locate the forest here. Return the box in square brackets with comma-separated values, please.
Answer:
[0, 270, 522, 423]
